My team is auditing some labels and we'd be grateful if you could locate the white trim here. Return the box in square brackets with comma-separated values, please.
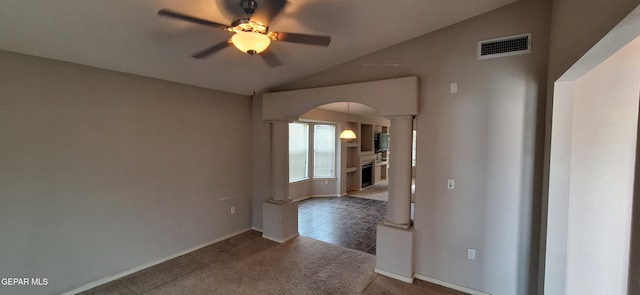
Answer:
[251, 226, 263, 232]
[309, 194, 340, 198]
[374, 268, 414, 283]
[414, 274, 491, 295]
[61, 228, 252, 295]
[292, 194, 342, 201]
[262, 232, 299, 243]
[292, 196, 312, 201]
[289, 177, 310, 184]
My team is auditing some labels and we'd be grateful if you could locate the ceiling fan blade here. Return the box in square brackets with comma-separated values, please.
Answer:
[270, 32, 331, 47]
[158, 9, 230, 30]
[191, 41, 231, 59]
[260, 48, 282, 67]
[250, 0, 286, 26]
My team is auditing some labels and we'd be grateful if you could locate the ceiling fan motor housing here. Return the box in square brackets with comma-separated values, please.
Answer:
[240, 0, 258, 14]
[157, 0, 329, 66]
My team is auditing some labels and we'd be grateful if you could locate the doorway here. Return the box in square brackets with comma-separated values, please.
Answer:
[545, 34, 640, 294]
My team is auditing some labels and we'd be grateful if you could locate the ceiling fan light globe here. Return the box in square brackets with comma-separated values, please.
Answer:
[232, 32, 271, 54]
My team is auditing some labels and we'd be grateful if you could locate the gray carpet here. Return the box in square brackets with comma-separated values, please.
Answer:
[146, 236, 375, 295]
[79, 230, 466, 295]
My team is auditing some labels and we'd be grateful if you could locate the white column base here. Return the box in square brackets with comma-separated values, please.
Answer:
[375, 268, 414, 283]
[262, 200, 298, 243]
[383, 219, 412, 229]
[376, 223, 414, 281]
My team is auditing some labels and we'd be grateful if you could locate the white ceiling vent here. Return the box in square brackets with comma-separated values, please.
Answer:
[478, 33, 531, 59]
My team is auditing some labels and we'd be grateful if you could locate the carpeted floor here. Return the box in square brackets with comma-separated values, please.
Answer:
[79, 231, 466, 295]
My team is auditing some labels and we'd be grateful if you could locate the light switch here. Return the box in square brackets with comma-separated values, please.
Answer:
[450, 82, 458, 94]
[447, 179, 455, 190]
[468, 248, 476, 260]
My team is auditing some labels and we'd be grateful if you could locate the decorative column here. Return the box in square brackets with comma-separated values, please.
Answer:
[270, 120, 290, 203]
[262, 120, 299, 243]
[376, 115, 415, 283]
[385, 115, 413, 227]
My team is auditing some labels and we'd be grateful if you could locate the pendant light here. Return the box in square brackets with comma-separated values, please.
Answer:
[339, 102, 357, 139]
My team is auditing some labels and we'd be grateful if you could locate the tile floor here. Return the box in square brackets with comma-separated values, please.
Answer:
[297, 196, 387, 254]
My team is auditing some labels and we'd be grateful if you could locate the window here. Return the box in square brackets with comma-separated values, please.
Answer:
[313, 124, 336, 178]
[289, 122, 309, 182]
[289, 122, 337, 182]
[412, 130, 417, 167]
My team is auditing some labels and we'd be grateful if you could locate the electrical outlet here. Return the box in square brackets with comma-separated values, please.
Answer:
[447, 179, 455, 190]
[467, 248, 476, 260]
[230, 206, 235, 215]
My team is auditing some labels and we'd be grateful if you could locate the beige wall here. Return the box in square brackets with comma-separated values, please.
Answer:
[547, 0, 640, 81]
[568, 37, 639, 295]
[268, 0, 551, 294]
[543, 1, 640, 294]
[546, 34, 640, 295]
[0, 50, 252, 295]
[631, 109, 640, 295]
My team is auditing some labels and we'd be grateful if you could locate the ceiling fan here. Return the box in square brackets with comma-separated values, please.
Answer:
[158, 0, 331, 67]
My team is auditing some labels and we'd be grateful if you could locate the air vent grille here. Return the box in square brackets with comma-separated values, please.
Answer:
[478, 33, 531, 59]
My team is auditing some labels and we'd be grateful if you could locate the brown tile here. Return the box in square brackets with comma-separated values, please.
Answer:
[299, 196, 385, 254]
[298, 226, 331, 240]
[120, 254, 207, 294]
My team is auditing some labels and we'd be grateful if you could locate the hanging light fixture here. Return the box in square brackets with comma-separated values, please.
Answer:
[231, 31, 271, 55]
[340, 102, 357, 139]
[228, 19, 272, 55]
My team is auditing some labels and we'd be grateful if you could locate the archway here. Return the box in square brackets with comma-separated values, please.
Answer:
[292, 102, 390, 254]
[261, 76, 419, 282]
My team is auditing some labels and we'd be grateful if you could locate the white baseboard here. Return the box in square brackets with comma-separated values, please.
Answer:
[251, 226, 263, 232]
[374, 268, 414, 283]
[292, 196, 311, 201]
[62, 228, 252, 295]
[414, 274, 491, 295]
[310, 194, 340, 198]
[293, 194, 340, 201]
[262, 232, 299, 243]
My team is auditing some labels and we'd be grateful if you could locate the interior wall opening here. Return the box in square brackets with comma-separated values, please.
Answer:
[545, 34, 640, 295]
[293, 102, 391, 254]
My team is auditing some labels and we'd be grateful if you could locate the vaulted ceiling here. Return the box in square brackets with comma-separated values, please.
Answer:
[0, 0, 518, 95]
